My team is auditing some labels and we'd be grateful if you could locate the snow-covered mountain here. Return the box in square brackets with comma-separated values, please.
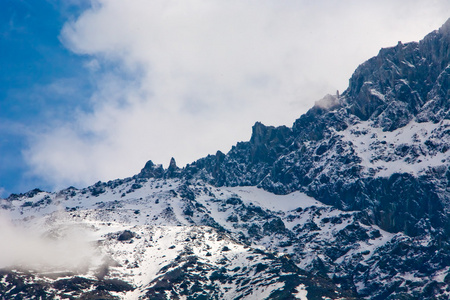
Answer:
[1, 179, 362, 299]
[3, 19, 450, 299]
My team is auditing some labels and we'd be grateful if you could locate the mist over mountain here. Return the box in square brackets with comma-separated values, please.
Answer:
[3, 19, 450, 299]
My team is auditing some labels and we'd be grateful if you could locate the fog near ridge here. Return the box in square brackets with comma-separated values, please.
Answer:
[0, 213, 99, 272]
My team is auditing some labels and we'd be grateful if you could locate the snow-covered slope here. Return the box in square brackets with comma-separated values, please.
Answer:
[2, 175, 448, 299]
[1, 178, 361, 299]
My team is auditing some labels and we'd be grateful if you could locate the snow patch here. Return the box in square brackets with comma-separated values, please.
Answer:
[295, 283, 308, 299]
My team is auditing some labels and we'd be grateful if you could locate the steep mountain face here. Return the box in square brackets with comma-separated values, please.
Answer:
[182, 19, 450, 240]
[3, 20, 450, 300]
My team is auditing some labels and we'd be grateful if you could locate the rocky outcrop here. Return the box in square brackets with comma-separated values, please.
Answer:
[137, 27, 450, 237]
[172, 20, 450, 243]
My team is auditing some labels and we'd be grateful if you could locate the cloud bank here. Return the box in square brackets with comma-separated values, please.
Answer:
[24, 0, 450, 190]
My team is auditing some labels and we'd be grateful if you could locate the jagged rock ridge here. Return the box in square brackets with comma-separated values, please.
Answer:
[177, 19, 450, 239]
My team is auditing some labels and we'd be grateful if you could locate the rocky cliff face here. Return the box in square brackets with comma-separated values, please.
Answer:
[180, 19, 450, 241]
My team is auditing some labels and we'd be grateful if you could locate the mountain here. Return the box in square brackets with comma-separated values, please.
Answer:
[3, 20, 450, 299]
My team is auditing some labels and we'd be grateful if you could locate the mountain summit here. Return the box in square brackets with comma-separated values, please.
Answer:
[180, 18, 450, 238]
[3, 20, 450, 299]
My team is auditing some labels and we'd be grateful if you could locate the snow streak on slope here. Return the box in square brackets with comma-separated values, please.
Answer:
[340, 120, 450, 178]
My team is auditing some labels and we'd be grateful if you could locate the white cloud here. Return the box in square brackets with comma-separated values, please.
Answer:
[0, 213, 98, 271]
[24, 0, 450, 189]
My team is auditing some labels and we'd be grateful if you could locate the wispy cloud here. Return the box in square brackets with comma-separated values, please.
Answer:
[23, 0, 450, 189]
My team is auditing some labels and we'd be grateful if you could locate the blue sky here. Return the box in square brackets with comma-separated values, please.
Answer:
[1, 0, 450, 197]
[0, 0, 93, 195]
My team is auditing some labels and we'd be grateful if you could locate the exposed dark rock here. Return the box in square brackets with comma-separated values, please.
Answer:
[138, 160, 164, 179]
[166, 157, 181, 178]
[118, 230, 135, 241]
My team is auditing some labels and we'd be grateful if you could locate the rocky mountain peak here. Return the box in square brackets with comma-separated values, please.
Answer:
[341, 19, 450, 130]
[179, 19, 450, 240]
[166, 157, 181, 178]
[438, 17, 450, 36]
[138, 160, 164, 179]
[169, 157, 177, 170]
